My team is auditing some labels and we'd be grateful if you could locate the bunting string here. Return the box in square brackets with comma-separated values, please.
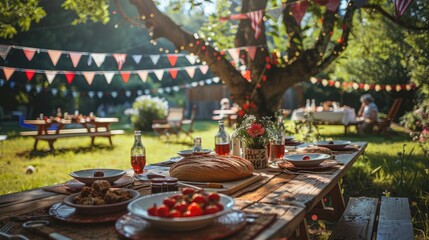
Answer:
[309, 77, 416, 92]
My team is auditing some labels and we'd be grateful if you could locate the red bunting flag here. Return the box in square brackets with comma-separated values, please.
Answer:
[291, 0, 309, 24]
[167, 55, 178, 67]
[65, 72, 75, 84]
[395, 0, 414, 18]
[326, 0, 340, 12]
[120, 72, 130, 83]
[246, 10, 264, 39]
[169, 69, 178, 79]
[23, 48, 36, 61]
[247, 46, 257, 60]
[25, 70, 35, 81]
[113, 53, 127, 70]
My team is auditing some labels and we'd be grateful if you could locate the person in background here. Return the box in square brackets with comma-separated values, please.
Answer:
[357, 94, 379, 134]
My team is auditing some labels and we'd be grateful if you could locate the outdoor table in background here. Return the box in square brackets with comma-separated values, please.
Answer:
[212, 108, 238, 127]
[21, 117, 123, 151]
[291, 107, 357, 134]
[0, 142, 367, 239]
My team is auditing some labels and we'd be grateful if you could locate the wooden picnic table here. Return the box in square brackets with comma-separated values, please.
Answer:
[212, 109, 238, 127]
[21, 117, 123, 151]
[0, 142, 367, 239]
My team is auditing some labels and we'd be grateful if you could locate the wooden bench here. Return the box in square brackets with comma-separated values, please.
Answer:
[21, 129, 124, 151]
[329, 196, 414, 240]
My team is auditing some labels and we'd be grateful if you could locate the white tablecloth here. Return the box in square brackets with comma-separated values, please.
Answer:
[291, 108, 356, 125]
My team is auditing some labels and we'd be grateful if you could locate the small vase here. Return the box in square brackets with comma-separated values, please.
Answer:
[244, 148, 267, 169]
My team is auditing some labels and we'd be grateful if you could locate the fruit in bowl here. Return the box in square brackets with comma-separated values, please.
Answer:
[128, 188, 234, 231]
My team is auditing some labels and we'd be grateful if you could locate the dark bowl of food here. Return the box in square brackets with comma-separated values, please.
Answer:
[63, 180, 140, 215]
[70, 169, 126, 185]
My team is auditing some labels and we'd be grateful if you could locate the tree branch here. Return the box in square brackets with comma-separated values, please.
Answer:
[283, 4, 304, 59]
[363, 4, 429, 31]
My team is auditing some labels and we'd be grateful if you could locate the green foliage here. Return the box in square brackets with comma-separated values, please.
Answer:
[125, 95, 169, 131]
[0, 0, 46, 38]
[61, 0, 110, 25]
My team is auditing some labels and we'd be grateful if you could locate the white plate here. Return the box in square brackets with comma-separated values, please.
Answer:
[177, 149, 212, 157]
[283, 153, 330, 167]
[128, 192, 234, 231]
[316, 140, 351, 150]
[63, 189, 140, 215]
[70, 169, 126, 185]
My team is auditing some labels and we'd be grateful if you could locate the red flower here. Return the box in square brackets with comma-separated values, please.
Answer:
[237, 109, 245, 117]
[246, 123, 265, 137]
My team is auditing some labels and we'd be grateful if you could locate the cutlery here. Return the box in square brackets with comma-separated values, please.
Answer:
[0, 221, 29, 240]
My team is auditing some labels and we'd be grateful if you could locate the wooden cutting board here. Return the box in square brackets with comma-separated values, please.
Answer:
[143, 167, 262, 195]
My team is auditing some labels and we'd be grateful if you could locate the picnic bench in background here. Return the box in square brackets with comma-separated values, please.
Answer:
[20, 117, 124, 151]
[152, 105, 197, 141]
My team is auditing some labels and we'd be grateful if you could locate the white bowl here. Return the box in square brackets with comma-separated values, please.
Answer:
[284, 153, 330, 167]
[316, 140, 351, 150]
[128, 192, 234, 231]
[70, 169, 126, 185]
[63, 189, 140, 215]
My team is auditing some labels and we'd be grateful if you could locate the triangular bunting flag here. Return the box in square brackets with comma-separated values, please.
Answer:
[137, 70, 148, 82]
[326, 0, 340, 12]
[246, 10, 264, 39]
[150, 55, 161, 65]
[266, 7, 283, 20]
[153, 70, 164, 81]
[169, 69, 178, 79]
[103, 72, 115, 84]
[65, 72, 75, 84]
[228, 48, 240, 64]
[45, 71, 57, 84]
[91, 53, 106, 67]
[23, 48, 36, 61]
[167, 55, 178, 66]
[113, 53, 127, 70]
[82, 72, 95, 85]
[69, 52, 82, 67]
[213, 77, 220, 83]
[0, 45, 11, 60]
[132, 55, 142, 64]
[291, 0, 309, 24]
[200, 65, 209, 75]
[120, 72, 131, 83]
[247, 46, 257, 60]
[3, 67, 15, 80]
[47, 50, 62, 66]
[185, 67, 196, 78]
[395, 0, 414, 17]
[185, 55, 197, 65]
[25, 70, 35, 81]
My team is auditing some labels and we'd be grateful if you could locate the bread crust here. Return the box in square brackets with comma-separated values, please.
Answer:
[169, 155, 254, 182]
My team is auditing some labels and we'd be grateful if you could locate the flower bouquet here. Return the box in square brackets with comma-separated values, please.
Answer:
[235, 115, 277, 168]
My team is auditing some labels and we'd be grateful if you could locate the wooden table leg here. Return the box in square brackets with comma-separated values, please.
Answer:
[33, 138, 39, 151]
[330, 182, 346, 220]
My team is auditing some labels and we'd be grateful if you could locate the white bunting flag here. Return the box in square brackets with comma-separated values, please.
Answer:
[69, 52, 82, 68]
[3, 67, 15, 80]
[125, 90, 132, 97]
[103, 72, 115, 84]
[185, 55, 197, 65]
[97, 91, 103, 99]
[88, 91, 95, 98]
[23, 48, 37, 61]
[36, 85, 42, 94]
[185, 67, 196, 78]
[113, 53, 127, 70]
[111, 91, 118, 98]
[47, 50, 62, 66]
[51, 88, 58, 96]
[137, 70, 148, 82]
[25, 84, 32, 93]
[91, 53, 106, 67]
[172, 86, 180, 92]
[212, 77, 220, 83]
[0, 45, 11, 60]
[150, 55, 161, 65]
[228, 48, 240, 64]
[45, 70, 57, 84]
[200, 65, 209, 75]
[153, 70, 164, 81]
[82, 72, 95, 85]
[132, 55, 142, 64]
[247, 46, 257, 60]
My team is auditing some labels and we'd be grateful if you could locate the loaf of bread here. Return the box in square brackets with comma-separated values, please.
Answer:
[296, 146, 333, 155]
[169, 155, 254, 182]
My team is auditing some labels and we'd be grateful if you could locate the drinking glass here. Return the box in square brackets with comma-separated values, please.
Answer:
[273, 135, 285, 162]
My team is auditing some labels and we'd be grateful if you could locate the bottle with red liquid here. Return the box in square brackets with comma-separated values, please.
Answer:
[131, 130, 146, 174]
[214, 120, 230, 156]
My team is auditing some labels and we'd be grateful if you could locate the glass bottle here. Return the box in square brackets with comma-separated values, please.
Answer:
[214, 120, 230, 156]
[131, 130, 146, 174]
[230, 127, 241, 157]
[192, 137, 203, 154]
[305, 99, 310, 111]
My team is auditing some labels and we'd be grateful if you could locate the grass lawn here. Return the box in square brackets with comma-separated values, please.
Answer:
[0, 120, 428, 237]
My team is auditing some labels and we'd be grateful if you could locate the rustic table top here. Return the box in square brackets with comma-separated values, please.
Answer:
[0, 142, 367, 239]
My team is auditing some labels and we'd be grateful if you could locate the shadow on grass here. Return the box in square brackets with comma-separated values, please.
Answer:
[16, 144, 115, 159]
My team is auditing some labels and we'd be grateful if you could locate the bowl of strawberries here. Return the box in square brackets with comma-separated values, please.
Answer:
[127, 188, 234, 231]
